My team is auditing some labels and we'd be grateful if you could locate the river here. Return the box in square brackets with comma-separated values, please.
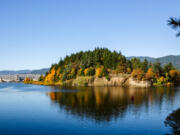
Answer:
[0, 83, 180, 135]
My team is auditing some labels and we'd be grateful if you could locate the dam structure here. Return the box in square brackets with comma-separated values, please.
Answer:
[0, 74, 41, 82]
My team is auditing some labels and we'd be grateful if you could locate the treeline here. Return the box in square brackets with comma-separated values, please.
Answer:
[26, 48, 180, 86]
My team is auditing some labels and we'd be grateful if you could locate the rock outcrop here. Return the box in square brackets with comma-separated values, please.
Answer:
[125, 78, 151, 88]
[70, 75, 151, 88]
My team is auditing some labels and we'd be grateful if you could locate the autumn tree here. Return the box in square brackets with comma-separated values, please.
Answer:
[44, 67, 56, 82]
[169, 69, 180, 84]
[145, 68, 154, 80]
[131, 69, 145, 81]
[96, 67, 103, 78]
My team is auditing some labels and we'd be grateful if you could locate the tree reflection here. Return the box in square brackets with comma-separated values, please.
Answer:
[48, 86, 176, 122]
[165, 108, 180, 135]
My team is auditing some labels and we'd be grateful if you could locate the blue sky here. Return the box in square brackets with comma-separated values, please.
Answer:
[0, 0, 180, 70]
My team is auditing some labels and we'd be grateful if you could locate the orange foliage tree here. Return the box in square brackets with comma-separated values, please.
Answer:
[44, 67, 56, 82]
[84, 68, 89, 76]
[169, 69, 180, 83]
[131, 69, 145, 81]
[145, 68, 154, 80]
[96, 67, 103, 78]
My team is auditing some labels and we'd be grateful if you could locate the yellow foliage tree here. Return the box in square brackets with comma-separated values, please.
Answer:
[84, 68, 89, 76]
[96, 67, 103, 78]
[77, 68, 84, 76]
[69, 68, 76, 78]
[126, 68, 131, 74]
[145, 68, 154, 80]
[159, 76, 165, 82]
[71, 68, 76, 74]
[58, 73, 63, 81]
[44, 67, 56, 82]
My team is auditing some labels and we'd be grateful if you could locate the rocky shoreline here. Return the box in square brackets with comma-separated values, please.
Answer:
[27, 74, 152, 88]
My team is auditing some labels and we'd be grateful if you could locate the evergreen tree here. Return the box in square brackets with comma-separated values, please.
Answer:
[163, 62, 175, 73]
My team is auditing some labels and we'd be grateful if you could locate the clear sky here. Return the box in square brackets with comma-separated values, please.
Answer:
[0, 0, 180, 70]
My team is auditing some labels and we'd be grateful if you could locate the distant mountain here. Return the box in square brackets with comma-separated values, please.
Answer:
[31, 68, 50, 74]
[127, 55, 180, 70]
[0, 68, 49, 75]
[0, 70, 31, 75]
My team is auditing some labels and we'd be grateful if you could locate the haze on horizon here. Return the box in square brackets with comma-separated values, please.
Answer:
[0, 0, 180, 70]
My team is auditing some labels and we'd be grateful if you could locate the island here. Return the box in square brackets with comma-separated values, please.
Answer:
[24, 48, 180, 87]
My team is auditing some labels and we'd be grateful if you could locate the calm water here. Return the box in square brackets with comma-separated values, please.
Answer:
[0, 83, 180, 135]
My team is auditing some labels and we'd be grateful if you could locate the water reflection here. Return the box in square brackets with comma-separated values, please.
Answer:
[48, 86, 176, 122]
[165, 108, 180, 135]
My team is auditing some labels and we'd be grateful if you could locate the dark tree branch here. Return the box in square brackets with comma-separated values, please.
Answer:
[168, 17, 180, 36]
